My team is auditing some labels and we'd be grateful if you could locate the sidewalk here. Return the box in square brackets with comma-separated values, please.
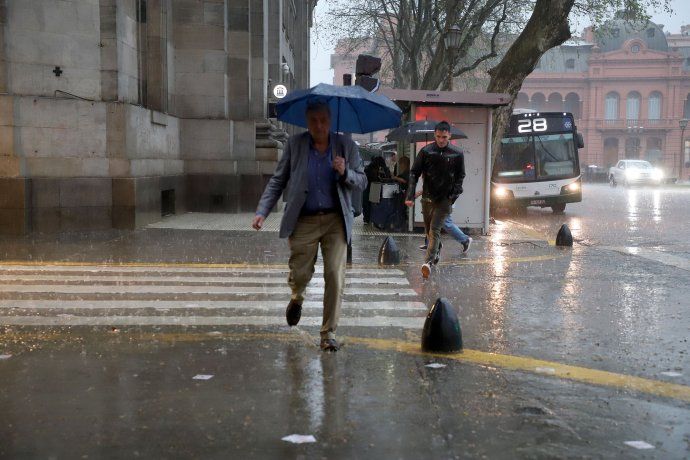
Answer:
[0, 212, 549, 266]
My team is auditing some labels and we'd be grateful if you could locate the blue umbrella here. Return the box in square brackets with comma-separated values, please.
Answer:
[276, 83, 402, 134]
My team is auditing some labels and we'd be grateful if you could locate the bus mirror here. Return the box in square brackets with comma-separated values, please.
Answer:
[576, 133, 585, 149]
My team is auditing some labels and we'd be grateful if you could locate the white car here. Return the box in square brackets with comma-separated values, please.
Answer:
[608, 160, 663, 187]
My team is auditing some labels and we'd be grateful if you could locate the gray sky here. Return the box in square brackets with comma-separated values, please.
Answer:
[310, 0, 690, 86]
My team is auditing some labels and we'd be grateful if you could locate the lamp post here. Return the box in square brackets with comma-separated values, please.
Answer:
[680, 118, 688, 182]
[444, 25, 462, 91]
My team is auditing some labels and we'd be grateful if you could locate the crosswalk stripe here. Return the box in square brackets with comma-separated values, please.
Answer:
[0, 263, 421, 329]
[0, 275, 410, 286]
[0, 300, 427, 311]
[0, 265, 407, 276]
[0, 285, 417, 296]
[0, 315, 425, 328]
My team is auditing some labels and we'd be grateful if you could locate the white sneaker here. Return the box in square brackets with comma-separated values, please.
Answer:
[462, 237, 472, 254]
[421, 263, 431, 279]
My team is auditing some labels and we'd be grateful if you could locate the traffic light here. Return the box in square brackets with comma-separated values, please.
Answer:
[355, 54, 381, 92]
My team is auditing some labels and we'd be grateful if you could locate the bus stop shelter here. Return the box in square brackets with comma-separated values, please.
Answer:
[379, 89, 510, 234]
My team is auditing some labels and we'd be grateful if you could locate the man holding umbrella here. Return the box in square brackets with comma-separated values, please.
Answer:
[252, 100, 368, 351]
[404, 121, 467, 279]
[252, 83, 400, 350]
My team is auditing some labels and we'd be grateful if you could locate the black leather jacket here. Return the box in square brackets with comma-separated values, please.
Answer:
[406, 142, 466, 203]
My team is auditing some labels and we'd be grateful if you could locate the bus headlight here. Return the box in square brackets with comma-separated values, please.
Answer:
[494, 186, 509, 198]
[566, 182, 580, 192]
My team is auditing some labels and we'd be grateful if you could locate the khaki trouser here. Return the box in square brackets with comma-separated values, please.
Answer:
[288, 213, 347, 340]
[421, 198, 452, 264]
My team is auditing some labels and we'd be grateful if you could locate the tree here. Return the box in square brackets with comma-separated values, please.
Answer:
[322, 0, 524, 91]
[486, 0, 671, 162]
[321, 0, 672, 161]
[486, 0, 576, 161]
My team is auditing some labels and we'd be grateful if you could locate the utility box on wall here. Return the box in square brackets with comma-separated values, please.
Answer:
[380, 89, 510, 235]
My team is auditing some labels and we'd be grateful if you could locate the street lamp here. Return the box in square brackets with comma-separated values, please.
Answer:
[679, 118, 688, 182]
[444, 25, 462, 91]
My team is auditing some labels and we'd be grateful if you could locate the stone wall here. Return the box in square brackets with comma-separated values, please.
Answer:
[0, 0, 315, 234]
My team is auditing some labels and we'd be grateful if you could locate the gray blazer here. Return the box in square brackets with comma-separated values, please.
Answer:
[256, 132, 367, 243]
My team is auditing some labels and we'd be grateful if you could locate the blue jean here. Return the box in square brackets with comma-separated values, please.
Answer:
[425, 215, 469, 245]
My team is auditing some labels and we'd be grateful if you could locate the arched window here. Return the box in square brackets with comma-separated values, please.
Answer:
[546, 92, 563, 111]
[648, 92, 662, 120]
[516, 92, 530, 109]
[626, 91, 641, 121]
[564, 92, 581, 119]
[531, 93, 546, 111]
[605, 92, 619, 120]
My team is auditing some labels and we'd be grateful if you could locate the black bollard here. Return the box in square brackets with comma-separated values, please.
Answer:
[421, 298, 463, 352]
[555, 224, 573, 247]
[378, 236, 400, 265]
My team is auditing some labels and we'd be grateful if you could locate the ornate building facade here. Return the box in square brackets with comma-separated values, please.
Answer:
[516, 20, 690, 180]
[0, 0, 316, 234]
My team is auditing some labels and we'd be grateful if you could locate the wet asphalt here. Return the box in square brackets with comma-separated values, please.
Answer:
[0, 183, 688, 459]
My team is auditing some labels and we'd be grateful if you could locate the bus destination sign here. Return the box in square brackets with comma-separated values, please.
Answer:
[507, 113, 575, 136]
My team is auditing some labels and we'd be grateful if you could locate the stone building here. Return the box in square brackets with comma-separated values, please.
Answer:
[516, 19, 690, 180]
[0, 0, 316, 234]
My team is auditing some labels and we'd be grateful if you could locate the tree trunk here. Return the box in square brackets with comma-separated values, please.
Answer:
[486, 0, 575, 164]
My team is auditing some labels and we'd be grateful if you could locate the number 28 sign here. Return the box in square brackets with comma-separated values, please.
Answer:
[517, 118, 548, 133]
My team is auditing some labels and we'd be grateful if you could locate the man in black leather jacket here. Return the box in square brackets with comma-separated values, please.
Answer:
[405, 121, 466, 279]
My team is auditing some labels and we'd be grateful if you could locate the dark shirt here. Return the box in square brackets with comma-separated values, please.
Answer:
[302, 139, 338, 214]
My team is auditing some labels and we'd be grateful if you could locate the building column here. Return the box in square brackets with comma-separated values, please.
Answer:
[227, 0, 251, 120]
[249, 0, 268, 119]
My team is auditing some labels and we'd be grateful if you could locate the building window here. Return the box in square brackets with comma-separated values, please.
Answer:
[631, 44, 640, 53]
[646, 137, 663, 164]
[685, 140, 690, 165]
[530, 92, 546, 111]
[647, 28, 655, 38]
[648, 92, 662, 120]
[565, 58, 575, 69]
[605, 92, 619, 120]
[625, 137, 641, 159]
[626, 92, 641, 121]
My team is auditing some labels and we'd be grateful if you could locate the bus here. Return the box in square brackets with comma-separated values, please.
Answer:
[491, 110, 584, 214]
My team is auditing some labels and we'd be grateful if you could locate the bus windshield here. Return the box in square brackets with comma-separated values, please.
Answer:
[495, 133, 577, 182]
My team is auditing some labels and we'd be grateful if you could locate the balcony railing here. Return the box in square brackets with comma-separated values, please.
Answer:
[598, 118, 677, 130]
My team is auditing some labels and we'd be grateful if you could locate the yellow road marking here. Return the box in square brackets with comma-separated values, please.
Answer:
[345, 337, 690, 403]
[0, 253, 562, 270]
[436, 254, 563, 266]
[5, 330, 685, 403]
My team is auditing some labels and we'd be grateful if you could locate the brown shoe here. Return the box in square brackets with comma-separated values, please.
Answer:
[421, 263, 431, 279]
[285, 300, 302, 326]
[320, 338, 340, 351]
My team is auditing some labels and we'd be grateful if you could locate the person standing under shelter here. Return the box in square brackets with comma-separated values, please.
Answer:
[405, 121, 466, 279]
[252, 101, 367, 351]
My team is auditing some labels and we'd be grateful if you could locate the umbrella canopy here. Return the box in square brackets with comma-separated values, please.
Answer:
[276, 83, 402, 134]
[386, 120, 468, 143]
